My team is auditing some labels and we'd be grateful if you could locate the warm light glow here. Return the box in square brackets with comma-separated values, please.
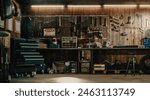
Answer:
[140, 5, 150, 8]
[49, 77, 90, 83]
[31, 5, 64, 8]
[104, 5, 137, 8]
[68, 5, 101, 8]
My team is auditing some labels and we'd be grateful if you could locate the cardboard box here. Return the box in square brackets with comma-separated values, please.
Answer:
[0, 32, 11, 48]
[39, 42, 47, 48]
[53, 61, 65, 72]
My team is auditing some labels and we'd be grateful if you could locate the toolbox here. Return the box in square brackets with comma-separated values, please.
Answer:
[11, 38, 44, 77]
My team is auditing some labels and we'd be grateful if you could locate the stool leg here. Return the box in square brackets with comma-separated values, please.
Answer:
[133, 58, 135, 76]
[126, 59, 130, 75]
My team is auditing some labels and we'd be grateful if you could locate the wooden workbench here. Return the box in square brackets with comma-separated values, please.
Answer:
[38, 48, 150, 73]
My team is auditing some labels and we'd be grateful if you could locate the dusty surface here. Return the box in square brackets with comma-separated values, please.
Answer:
[11, 74, 150, 83]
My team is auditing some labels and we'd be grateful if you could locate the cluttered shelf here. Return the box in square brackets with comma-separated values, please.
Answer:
[37, 37, 150, 73]
[38, 47, 150, 74]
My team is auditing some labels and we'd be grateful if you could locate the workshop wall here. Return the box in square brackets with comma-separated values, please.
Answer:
[21, 6, 150, 64]
[22, 7, 150, 45]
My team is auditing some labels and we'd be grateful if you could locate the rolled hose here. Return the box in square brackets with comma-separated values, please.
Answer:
[140, 55, 150, 73]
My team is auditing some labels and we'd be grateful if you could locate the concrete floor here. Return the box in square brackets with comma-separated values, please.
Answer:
[11, 74, 150, 83]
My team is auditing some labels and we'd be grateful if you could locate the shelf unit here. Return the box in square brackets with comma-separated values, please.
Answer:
[78, 49, 93, 73]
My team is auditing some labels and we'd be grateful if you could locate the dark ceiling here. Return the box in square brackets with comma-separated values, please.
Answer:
[14, 0, 150, 6]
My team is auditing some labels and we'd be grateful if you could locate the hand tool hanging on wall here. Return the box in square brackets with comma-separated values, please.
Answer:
[110, 16, 120, 32]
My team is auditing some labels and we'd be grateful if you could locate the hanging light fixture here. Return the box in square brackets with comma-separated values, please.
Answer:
[139, 5, 150, 8]
[68, 5, 101, 8]
[103, 5, 137, 8]
[31, 5, 65, 8]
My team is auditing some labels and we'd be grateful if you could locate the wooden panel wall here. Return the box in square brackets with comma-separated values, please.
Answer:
[22, 7, 150, 40]
[21, 7, 150, 64]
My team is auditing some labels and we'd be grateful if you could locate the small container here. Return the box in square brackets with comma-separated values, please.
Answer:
[144, 38, 150, 48]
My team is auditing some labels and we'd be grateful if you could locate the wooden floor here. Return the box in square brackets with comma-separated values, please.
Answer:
[11, 74, 150, 83]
